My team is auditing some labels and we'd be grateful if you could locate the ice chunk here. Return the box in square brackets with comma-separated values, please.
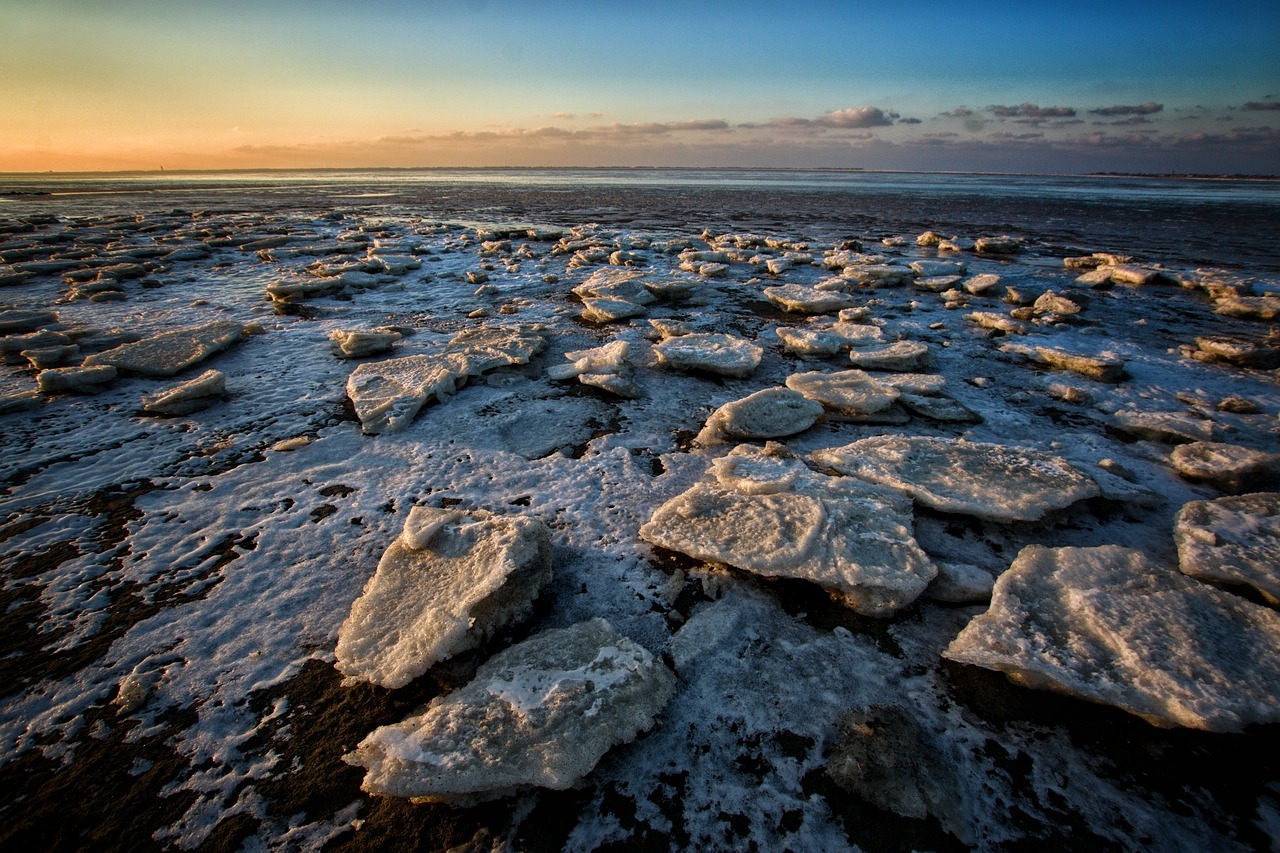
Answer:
[846, 340, 930, 372]
[1174, 493, 1280, 604]
[927, 562, 996, 603]
[1034, 346, 1126, 382]
[910, 259, 966, 278]
[943, 545, 1280, 731]
[0, 309, 57, 335]
[763, 284, 855, 314]
[571, 268, 657, 305]
[346, 354, 468, 435]
[344, 618, 673, 801]
[580, 297, 647, 323]
[329, 329, 401, 359]
[640, 446, 936, 616]
[965, 311, 1028, 335]
[785, 369, 899, 416]
[974, 235, 1021, 255]
[1169, 441, 1280, 492]
[441, 325, 547, 375]
[35, 364, 117, 394]
[812, 435, 1100, 522]
[1189, 336, 1280, 369]
[653, 333, 762, 377]
[1214, 296, 1280, 321]
[21, 344, 78, 369]
[694, 387, 824, 446]
[897, 392, 980, 423]
[1032, 290, 1083, 316]
[774, 323, 881, 356]
[1113, 411, 1216, 444]
[140, 369, 225, 416]
[336, 506, 553, 689]
[83, 320, 241, 377]
[547, 340, 638, 398]
[962, 273, 1002, 295]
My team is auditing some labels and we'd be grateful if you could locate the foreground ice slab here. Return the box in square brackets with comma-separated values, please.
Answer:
[1174, 492, 1280, 604]
[640, 445, 936, 615]
[347, 325, 549, 433]
[336, 506, 553, 689]
[346, 354, 467, 435]
[653, 332, 763, 377]
[546, 339, 638, 398]
[694, 387, 824, 447]
[944, 545, 1280, 731]
[812, 436, 1099, 522]
[786, 369, 899, 416]
[140, 369, 226, 416]
[83, 320, 242, 376]
[345, 618, 674, 801]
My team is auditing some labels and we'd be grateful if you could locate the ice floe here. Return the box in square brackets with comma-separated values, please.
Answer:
[694, 387, 824, 446]
[336, 506, 553, 688]
[944, 545, 1280, 731]
[811, 436, 1100, 522]
[345, 618, 673, 801]
[652, 332, 762, 377]
[83, 319, 242, 376]
[1174, 492, 1280, 604]
[140, 369, 226, 416]
[640, 444, 936, 615]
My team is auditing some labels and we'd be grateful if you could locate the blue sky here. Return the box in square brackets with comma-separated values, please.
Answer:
[2, 0, 1278, 172]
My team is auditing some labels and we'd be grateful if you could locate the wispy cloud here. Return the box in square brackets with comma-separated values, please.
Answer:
[755, 106, 899, 130]
[1089, 102, 1163, 116]
[1243, 100, 1280, 111]
[987, 103, 1077, 119]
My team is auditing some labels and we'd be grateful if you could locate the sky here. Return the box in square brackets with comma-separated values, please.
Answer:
[2, 0, 1278, 174]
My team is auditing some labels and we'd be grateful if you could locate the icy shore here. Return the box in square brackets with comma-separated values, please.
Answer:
[1, 188, 1279, 851]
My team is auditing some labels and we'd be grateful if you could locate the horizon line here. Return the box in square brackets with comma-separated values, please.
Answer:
[2, 165, 1278, 181]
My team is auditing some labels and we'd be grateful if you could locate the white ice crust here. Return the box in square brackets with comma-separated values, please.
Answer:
[944, 545, 1280, 732]
[1174, 492, 1280, 604]
[335, 506, 552, 689]
[345, 618, 674, 801]
[83, 320, 242, 377]
[811, 435, 1100, 522]
[693, 387, 824, 447]
[652, 332, 763, 377]
[640, 445, 936, 616]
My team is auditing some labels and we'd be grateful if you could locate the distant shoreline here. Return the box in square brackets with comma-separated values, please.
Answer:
[1, 166, 1277, 182]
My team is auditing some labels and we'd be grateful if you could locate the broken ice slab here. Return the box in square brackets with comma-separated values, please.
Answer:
[140, 369, 226, 416]
[1168, 441, 1280, 492]
[943, 545, 1280, 732]
[653, 332, 762, 378]
[639, 445, 936, 616]
[1033, 346, 1126, 382]
[694, 387, 824, 447]
[336, 506, 553, 689]
[344, 618, 673, 801]
[763, 284, 856, 314]
[785, 369, 899, 417]
[346, 354, 468, 435]
[36, 364, 117, 394]
[546, 339, 638, 398]
[812, 435, 1100, 523]
[846, 340, 930, 372]
[82, 320, 242, 377]
[329, 329, 401, 359]
[1174, 492, 1280, 605]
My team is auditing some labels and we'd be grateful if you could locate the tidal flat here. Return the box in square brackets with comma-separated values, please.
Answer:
[1, 169, 1279, 851]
